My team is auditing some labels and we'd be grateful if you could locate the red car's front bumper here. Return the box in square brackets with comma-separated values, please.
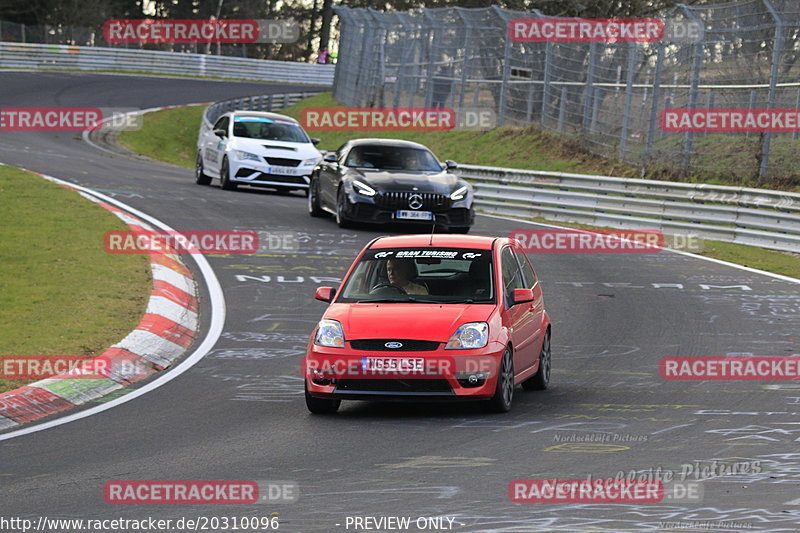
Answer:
[304, 342, 506, 401]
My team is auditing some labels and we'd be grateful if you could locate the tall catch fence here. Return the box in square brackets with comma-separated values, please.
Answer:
[332, 2, 800, 184]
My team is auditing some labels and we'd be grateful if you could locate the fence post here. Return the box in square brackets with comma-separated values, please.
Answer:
[582, 42, 596, 135]
[541, 42, 553, 128]
[423, 11, 440, 109]
[646, 42, 664, 157]
[759, 0, 784, 181]
[492, 7, 513, 127]
[794, 87, 800, 140]
[619, 42, 637, 160]
[680, 7, 703, 177]
[746, 89, 757, 139]
[557, 85, 567, 133]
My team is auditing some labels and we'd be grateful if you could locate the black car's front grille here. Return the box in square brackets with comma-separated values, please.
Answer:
[263, 157, 301, 167]
[335, 379, 453, 393]
[350, 339, 441, 351]
[375, 192, 451, 211]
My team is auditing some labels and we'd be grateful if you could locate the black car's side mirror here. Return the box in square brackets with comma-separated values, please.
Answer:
[444, 160, 458, 170]
[323, 153, 337, 163]
[213, 128, 227, 138]
[310, 137, 321, 145]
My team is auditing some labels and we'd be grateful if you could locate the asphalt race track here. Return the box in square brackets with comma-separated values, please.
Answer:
[2, 72, 800, 533]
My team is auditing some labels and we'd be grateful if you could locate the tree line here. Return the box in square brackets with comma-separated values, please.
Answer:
[0, 0, 722, 61]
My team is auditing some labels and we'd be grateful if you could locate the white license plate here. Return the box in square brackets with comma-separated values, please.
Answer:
[266, 166, 304, 176]
[362, 357, 424, 372]
[396, 210, 433, 220]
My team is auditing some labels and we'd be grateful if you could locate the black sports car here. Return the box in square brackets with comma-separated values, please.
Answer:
[307, 139, 474, 233]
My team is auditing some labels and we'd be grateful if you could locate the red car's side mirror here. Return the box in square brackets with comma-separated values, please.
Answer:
[315, 286, 336, 303]
[512, 288, 535, 305]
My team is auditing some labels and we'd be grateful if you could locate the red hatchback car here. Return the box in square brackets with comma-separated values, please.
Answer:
[303, 234, 552, 414]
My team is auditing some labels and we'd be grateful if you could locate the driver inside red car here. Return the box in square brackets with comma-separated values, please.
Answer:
[386, 258, 428, 295]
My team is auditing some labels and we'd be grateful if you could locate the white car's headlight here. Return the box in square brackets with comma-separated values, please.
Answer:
[353, 180, 376, 197]
[302, 157, 322, 166]
[234, 150, 261, 162]
[445, 322, 489, 349]
[450, 185, 469, 201]
[315, 319, 345, 347]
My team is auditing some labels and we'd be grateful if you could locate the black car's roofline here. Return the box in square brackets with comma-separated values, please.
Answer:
[347, 138, 431, 150]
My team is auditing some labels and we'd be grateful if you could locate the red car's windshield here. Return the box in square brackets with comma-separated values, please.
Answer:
[337, 248, 494, 304]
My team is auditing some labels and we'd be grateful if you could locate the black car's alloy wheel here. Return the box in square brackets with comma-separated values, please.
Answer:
[335, 188, 352, 228]
[308, 179, 325, 217]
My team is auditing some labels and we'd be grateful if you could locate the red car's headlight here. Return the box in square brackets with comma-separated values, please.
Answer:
[445, 322, 489, 349]
[314, 319, 345, 347]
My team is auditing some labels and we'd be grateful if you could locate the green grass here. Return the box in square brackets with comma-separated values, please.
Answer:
[120, 105, 206, 168]
[117, 92, 798, 279]
[0, 166, 151, 394]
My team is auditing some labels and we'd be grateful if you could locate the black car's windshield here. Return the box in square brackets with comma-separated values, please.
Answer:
[338, 248, 494, 304]
[232, 117, 310, 143]
[344, 145, 443, 171]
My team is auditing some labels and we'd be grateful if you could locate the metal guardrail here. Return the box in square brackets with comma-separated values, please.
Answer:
[0, 42, 335, 84]
[201, 91, 322, 129]
[458, 164, 800, 253]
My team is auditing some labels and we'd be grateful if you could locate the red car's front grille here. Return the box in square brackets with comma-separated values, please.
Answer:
[349, 339, 440, 351]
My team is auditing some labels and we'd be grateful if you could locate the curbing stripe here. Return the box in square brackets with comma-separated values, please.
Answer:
[36, 377, 121, 406]
[151, 263, 194, 295]
[96, 348, 158, 384]
[150, 253, 192, 279]
[136, 314, 195, 349]
[0, 414, 17, 430]
[146, 295, 199, 332]
[0, 387, 75, 424]
[112, 330, 186, 369]
[151, 279, 198, 313]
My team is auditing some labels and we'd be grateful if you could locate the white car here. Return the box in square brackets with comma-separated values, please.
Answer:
[196, 110, 322, 194]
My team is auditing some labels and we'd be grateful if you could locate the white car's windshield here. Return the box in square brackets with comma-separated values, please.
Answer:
[338, 248, 494, 304]
[232, 117, 310, 143]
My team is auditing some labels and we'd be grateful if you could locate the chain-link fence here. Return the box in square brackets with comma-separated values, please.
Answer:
[332, 2, 800, 185]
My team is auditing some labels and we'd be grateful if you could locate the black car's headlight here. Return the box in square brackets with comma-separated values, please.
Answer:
[450, 185, 469, 201]
[353, 179, 376, 197]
